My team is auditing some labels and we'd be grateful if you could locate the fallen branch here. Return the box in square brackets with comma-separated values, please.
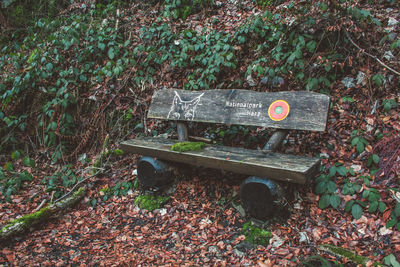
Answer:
[0, 187, 86, 245]
[345, 31, 400, 76]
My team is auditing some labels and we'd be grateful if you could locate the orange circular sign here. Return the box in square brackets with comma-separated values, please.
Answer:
[268, 100, 290, 121]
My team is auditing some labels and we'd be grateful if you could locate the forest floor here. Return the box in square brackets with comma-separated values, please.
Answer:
[1, 0, 400, 265]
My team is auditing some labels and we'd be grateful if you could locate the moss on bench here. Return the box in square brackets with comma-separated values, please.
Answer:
[170, 142, 207, 152]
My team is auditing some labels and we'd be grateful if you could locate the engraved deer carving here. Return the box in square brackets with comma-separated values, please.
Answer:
[167, 91, 204, 121]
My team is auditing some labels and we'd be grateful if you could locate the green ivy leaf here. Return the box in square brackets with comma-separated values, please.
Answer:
[327, 181, 337, 193]
[395, 203, 400, 217]
[345, 200, 355, 213]
[23, 157, 35, 167]
[46, 62, 53, 71]
[329, 166, 337, 177]
[315, 181, 327, 195]
[384, 254, 400, 267]
[368, 200, 378, 213]
[387, 218, 397, 228]
[352, 204, 363, 219]
[11, 150, 21, 160]
[98, 43, 106, 51]
[356, 142, 364, 153]
[319, 194, 330, 209]
[351, 137, 359, 146]
[372, 154, 379, 164]
[337, 166, 347, 176]
[330, 194, 341, 209]
[4, 162, 14, 171]
[378, 202, 386, 213]
[108, 48, 115, 60]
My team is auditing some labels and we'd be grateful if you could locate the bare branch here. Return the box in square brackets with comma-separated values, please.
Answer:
[345, 31, 400, 76]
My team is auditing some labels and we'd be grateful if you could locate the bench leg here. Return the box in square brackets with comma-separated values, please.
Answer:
[137, 157, 174, 189]
[240, 176, 285, 220]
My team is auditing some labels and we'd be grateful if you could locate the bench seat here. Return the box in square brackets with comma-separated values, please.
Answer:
[121, 137, 320, 184]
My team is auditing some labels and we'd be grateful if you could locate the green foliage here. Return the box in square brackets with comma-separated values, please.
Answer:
[255, 0, 284, 9]
[315, 161, 387, 220]
[382, 99, 397, 112]
[372, 73, 385, 87]
[384, 254, 400, 267]
[0, 3, 130, 159]
[2, 0, 69, 29]
[164, 0, 213, 20]
[350, 130, 369, 154]
[240, 7, 341, 93]
[0, 151, 36, 202]
[42, 165, 81, 200]
[134, 194, 170, 211]
[241, 222, 271, 246]
[111, 181, 133, 197]
[91, 181, 133, 206]
[386, 190, 400, 231]
[170, 142, 207, 152]
[341, 96, 355, 103]
[0, 168, 33, 203]
[344, 185, 386, 220]
[315, 163, 354, 210]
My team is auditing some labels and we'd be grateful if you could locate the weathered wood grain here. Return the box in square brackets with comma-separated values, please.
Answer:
[148, 89, 330, 131]
[121, 138, 321, 184]
[177, 122, 188, 141]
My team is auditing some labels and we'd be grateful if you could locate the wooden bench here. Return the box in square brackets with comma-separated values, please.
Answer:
[121, 89, 330, 218]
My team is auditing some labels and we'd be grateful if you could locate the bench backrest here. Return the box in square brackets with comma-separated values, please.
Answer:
[148, 89, 330, 132]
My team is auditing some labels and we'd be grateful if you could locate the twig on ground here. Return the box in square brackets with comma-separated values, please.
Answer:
[345, 31, 400, 76]
[33, 199, 47, 212]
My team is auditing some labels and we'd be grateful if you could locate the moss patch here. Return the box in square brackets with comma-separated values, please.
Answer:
[170, 142, 207, 152]
[319, 244, 379, 266]
[134, 195, 170, 211]
[241, 222, 271, 246]
[1, 206, 52, 234]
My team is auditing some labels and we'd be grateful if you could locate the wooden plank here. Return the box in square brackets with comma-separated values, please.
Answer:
[148, 89, 330, 132]
[120, 138, 321, 184]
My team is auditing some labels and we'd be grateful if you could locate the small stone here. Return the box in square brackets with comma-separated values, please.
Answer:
[233, 248, 246, 257]
[260, 76, 269, 85]
[388, 17, 399, 26]
[293, 203, 302, 209]
[232, 203, 246, 217]
[383, 51, 395, 61]
[379, 226, 393, 236]
[208, 245, 219, 253]
[156, 133, 169, 139]
[299, 232, 309, 243]
[342, 77, 355, 88]
[246, 74, 257, 87]
[132, 169, 137, 176]
[195, 25, 203, 35]
[320, 152, 329, 158]
[356, 71, 367, 85]
[351, 164, 362, 172]
[271, 235, 284, 248]
[158, 208, 167, 216]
